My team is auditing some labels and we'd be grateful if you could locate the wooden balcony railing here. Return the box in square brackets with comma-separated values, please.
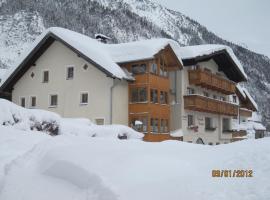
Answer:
[239, 108, 252, 117]
[188, 69, 236, 94]
[184, 95, 238, 116]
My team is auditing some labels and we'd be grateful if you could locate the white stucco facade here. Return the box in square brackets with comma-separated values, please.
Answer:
[170, 59, 236, 145]
[12, 41, 129, 125]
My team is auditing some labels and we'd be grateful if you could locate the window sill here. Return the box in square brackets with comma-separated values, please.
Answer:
[129, 102, 148, 104]
[205, 128, 217, 131]
[48, 105, 57, 108]
[29, 107, 37, 109]
[160, 103, 169, 106]
[80, 103, 88, 106]
[66, 78, 74, 80]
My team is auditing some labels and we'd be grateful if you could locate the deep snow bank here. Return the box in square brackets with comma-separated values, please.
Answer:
[0, 99, 143, 139]
[0, 126, 269, 200]
[0, 99, 60, 135]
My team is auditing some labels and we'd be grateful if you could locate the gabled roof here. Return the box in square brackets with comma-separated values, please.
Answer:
[0, 27, 134, 91]
[236, 85, 258, 111]
[177, 44, 248, 82]
[106, 38, 183, 67]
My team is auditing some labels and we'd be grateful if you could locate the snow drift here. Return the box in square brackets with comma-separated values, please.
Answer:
[0, 99, 143, 139]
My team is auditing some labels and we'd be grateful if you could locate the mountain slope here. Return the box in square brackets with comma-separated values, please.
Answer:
[0, 0, 270, 129]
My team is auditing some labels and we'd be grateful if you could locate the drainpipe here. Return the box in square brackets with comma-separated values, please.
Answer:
[110, 79, 119, 124]
[174, 71, 178, 102]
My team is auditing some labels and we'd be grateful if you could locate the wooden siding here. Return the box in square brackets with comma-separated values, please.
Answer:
[121, 50, 182, 142]
[239, 108, 252, 117]
[184, 95, 238, 116]
[231, 130, 247, 142]
[143, 133, 183, 142]
[188, 69, 236, 94]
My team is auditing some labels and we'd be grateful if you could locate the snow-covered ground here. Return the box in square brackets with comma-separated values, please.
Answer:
[0, 99, 270, 200]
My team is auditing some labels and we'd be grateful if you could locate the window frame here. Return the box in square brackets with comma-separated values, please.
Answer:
[187, 115, 194, 127]
[222, 118, 231, 132]
[150, 89, 158, 103]
[66, 65, 75, 80]
[131, 63, 147, 75]
[187, 87, 195, 95]
[80, 92, 89, 105]
[160, 91, 168, 104]
[149, 63, 158, 75]
[20, 96, 26, 108]
[130, 116, 148, 133]
[95, 118, 105, 125]
[150, 118, 159, 133]
[42, 70, 49, 83]
[49, 94, 58, 108]
[130, 87, 148, 103]
[29, 96, 37, 108]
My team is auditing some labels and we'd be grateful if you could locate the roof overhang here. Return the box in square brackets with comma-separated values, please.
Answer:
[0, 32, 120, 92]
[182, 50, 247, 82]
[154, 44, 183, 71]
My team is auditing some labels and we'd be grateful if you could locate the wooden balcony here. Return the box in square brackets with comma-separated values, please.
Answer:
[239, 108, 252, 117]
[231, 130, 247, 142]
[184, 95, 238, 116]
[188, 69, 236, 94]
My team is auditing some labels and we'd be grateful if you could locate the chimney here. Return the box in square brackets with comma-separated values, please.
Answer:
[95, 33, 111, 44]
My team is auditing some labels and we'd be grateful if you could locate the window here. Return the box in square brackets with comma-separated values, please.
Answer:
[67, 66, 74, 79]
[204, 68, 211, 73]
[130, 87, 147, 103]
[50, 95, 58, 107]
[30, 96, 36, 108]
[43, 70, 49, 83]
[131, 64, 147, 75]
[188, 115, 194, 127]
[160, 91, 168, 104]
[160, 119, 168, 133]
[203, 92, 209, 97]
[213, 95, 217, 99]
[233, 95, 237, 103]
[20, 97, 26, 108]
[220, 96, 226, 101]
[150, 89, 158, 103]
[191, 64, 200, 70]
[80, 93, 88, 104]
[151, 118, 159, 133]
[131, 117, 148, 133]
[187, 87, 195, 95]
[205, 117, 215, 130]
[222, 118, 230, 132]
[150, 63, 158, 74]
[95, 118, 104, 125]
[159, 57, 168, 77]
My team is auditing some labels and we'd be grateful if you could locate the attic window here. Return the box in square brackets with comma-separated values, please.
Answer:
[83, 64, 88, 70]
[31, 72, 35, 78]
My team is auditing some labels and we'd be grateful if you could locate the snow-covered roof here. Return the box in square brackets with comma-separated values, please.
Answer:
[236, 84, 246, 99]
[232, 120, 266, 131]
[0, 27, 133, 88]
[106, 38, 183, 65]
[177, 44, 248, 81]
[242, 88, 258, 111]
[170, 129, 184, 137]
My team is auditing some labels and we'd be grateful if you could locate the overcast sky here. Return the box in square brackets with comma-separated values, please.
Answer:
[153, 0, 270, 58]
